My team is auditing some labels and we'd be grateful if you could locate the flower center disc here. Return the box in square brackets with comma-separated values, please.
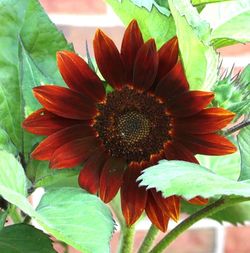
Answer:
[117, 111, 150, 145]
[94, 87, 170, 163]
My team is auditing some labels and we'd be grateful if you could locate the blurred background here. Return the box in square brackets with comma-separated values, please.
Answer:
[38, 0, 250, 252]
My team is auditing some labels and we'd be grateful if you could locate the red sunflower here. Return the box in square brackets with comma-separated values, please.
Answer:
[23, 20, 236, 231]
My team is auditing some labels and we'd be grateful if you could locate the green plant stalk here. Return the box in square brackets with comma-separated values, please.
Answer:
[120, 225, 135, 253]
[225, 119, 250, 135]
[9, 205, 22, 224]
[150, 196, 250, 253]
[138, 225, 159, 253]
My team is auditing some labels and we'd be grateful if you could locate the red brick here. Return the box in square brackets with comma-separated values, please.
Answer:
[39, 0, 107, 15]
[218, 43, 250, 57]
[225, 226, 250, 253]
[58, 26, 125, 57]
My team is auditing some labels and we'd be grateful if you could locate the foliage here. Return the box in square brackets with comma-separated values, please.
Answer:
[0, 0, 250, 252]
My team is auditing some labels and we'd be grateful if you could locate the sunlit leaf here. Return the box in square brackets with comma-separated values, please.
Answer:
[201, 0, 250, 48]
[0, 150, 35, 216]
[128, 0, 170, 16]
[106, 0, 176, 48]
[138, 160, 250, 200]
[238, 126, 250, 181]
[36, 187, 114, 253]
[168, 0, 218, 90]
[0, 128, 17, 155]
[192, 0, 232, 6]
[197, 152, 241, 181]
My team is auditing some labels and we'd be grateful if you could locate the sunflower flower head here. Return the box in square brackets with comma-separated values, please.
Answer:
[23, 20, 236, 232]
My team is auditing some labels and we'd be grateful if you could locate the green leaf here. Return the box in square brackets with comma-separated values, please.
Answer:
[129, 0, 170, 16]
[36, 187, 114, 253]
[27, 159, 80, 188]
[211, 11, 250, 48]
[0, 210, 8, 229]
[168, 0, 219, 90]
[138, 160, 250, 200]
[0, 151, 114, 252]
[238, 126, 250, 181]
[0, 128, 18, 155]
[201, 0, 250, 48]
[106, 0, 176, 48]
[197, 152, 241, 181]
[0, 224, 56, 253]
[182, 199, 250, 225]
[0, 0, 71, 155]
[192, 0, 232, 6]
[0, 150, 35, 216]
[0, 151, 27, 197]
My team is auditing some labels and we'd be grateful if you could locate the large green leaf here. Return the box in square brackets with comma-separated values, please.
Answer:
[36, 187, 114, 253]
[106, 0, 176, 48]
[0, 224, 56, 253]
[0, 0, 71, 156]
[168, 0, 219, 90]
[238, 126, 250, 181]
[129, 0, 170, 16]
[0, 150, 35, 216]
[201, 0, 250, 48]
[192, 0, 232, 6]
[0, 151, 114, 252]
[0, 151, 27, 197]
[27, 159, 80, 188]
[197, 152, 240, 181]
[211, 11, 250, 48]
[0, 128, 18, 155]
[138, 160, 250, 200]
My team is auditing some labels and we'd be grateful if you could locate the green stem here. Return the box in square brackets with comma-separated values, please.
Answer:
[120, 225, 135, 253]
[138, 225, 159, 253]
[9, 205, 22, 224]
[225, 119, 250, 135]
[149, 197, 250, 253]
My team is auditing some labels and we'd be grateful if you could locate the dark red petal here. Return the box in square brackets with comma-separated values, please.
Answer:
[164, 141, 198, 163]
[145, 191, 170, 232]
[121, 20, 144, 82]
[33, 86, 97, 120]
[22, 108, 84, 136]
[155, 36, 178, 84]
[32, 124, 95, 160]
[188, 196, 208, 205]
[133, 39, 158, 91]
[152, 190, 180, 222]
[93, 29, 126, 90]
[121, 163, 148, 226]
[174, 108, 235, 134]
[50, 136, 99, 169]
[176, 133, 237, 155]
[57, 51, 105, 102]
[99, 157, 126, 203]
[167, 91, 214, 117]
[155, 61, 189, 101]
[78, 149, 107, 194]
